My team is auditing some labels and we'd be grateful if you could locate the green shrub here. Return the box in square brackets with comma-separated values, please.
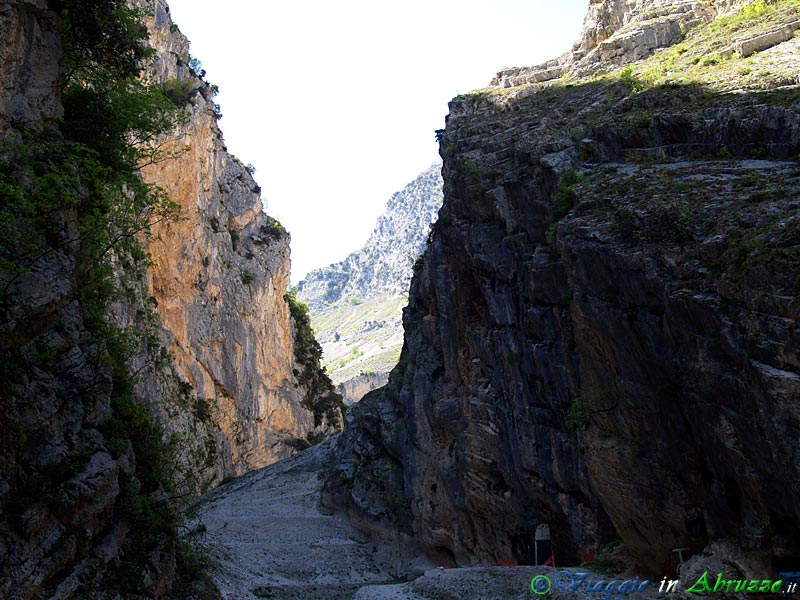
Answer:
[193, 397, 212, 422]
[619, 67, 646, 92]
[254, 217, 286, 244]
[546, 222, 558, 245]
[567, 391, 617, 428]
[553, 169, 579, 221]
[285, 287, 346, 427]
[162, 77, 198, 106]
[229, 228, 240, 251]
[463, 157, 480, 178]
[188, 56, 205, 79]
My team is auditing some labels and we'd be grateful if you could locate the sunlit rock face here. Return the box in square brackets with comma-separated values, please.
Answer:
[493, 0, 757, 88]
[0, 2, 339, 596]
[140, 0, 336, 479]
[299, 164, 443, 313]
[298, 164, 443, 402]
[326, 0, 800, 572]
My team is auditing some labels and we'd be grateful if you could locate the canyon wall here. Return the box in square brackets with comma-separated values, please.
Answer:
[326, 0, 800, 573]
[0, 1, 340, 597]
[139, 0, 340, 479]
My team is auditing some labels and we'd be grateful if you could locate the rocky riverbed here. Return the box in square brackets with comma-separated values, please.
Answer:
[191, 439, 759, 600]
[192, 438, 426, 600]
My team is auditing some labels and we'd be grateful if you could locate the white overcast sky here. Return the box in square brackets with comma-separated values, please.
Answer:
[166, 0, 588, 282]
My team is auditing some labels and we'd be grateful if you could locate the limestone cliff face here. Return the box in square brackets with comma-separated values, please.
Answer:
[0, 3, 180, 598]
[493, 0, 756, 88]
[335, 372, 390, 406]
[298, 164, 443, 400]
[0, 0, 61, 126]
[0, 5, 132, 598]
[327, 0, 800, 573]
[140, 0, 338, 479]
[0, 1, 339, 598]
[299, 164, 443, 313]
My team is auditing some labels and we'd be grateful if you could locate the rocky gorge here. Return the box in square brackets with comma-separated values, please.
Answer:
[325, 0, 800, 578]
[1, 0, 799, 598]
[139, 0, 344, 478]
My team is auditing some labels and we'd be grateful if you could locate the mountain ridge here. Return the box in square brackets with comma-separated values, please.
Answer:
[298, 162, 443, 312]
[298, 163, 443, 400]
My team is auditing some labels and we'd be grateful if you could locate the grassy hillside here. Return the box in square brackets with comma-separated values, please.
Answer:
[312, 294, 407, 386]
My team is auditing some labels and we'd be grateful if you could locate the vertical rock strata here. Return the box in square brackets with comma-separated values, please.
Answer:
[327, 0, 800, 572]
[139, 0, 327, 478]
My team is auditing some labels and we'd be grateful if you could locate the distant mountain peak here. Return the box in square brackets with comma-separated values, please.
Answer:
[298, 162, 443, 312]
[297, 163, 444, 400]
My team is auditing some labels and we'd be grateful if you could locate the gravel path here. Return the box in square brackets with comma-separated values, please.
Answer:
[193, 438, 409, 600]
[192, 438, 638, 600]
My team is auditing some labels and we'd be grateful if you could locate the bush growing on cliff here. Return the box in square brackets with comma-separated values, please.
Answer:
[618, 66, 659, 93]
[62, 77, 189, 170]
[57, 0, 150, 81]
[716, 0, 779, 30]
[553, 168, 580, 221]
[254, 217, 287, 244]
[240, 269, 255, 284]
[2, 13, 184, 291]
[567, 391, 617, 428]
[163, 77, 199, 107]
[188, 56, 206, 79]
[285, 287, 346, 428]
[0, 2, 210, 597]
